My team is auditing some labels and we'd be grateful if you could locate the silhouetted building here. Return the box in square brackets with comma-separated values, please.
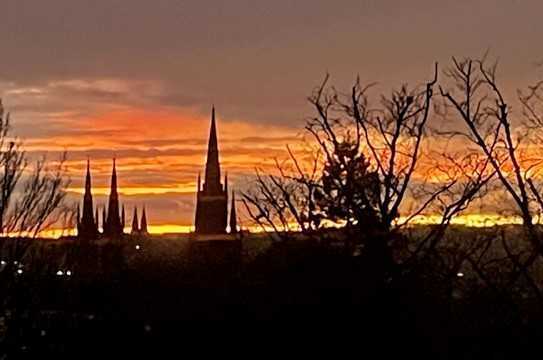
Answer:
[77, 158, 152, 241]
[77, 160, 99, 240]
[130, 206, 149, 236]
[103, 159, 124, 238]
[194, 107, 228, 234]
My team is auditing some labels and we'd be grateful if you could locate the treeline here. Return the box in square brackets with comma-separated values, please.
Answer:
[241, 56, 543, 327]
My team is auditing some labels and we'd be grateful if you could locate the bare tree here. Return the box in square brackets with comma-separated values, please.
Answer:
[440, 57, 543, 274]
[0, 100, 70, 238]
[241, 139, 330, 242]
[405, 148, 496, 263]
[242, 65, 493, 265]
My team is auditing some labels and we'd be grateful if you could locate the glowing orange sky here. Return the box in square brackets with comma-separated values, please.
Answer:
[3, 0, 543, 233]
[24, 107, 301, 228]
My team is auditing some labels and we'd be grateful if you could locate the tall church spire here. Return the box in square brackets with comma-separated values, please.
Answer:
[194, 107, 228, 234]
[104, 159, 123, 238]
[203, 106, 222, 194]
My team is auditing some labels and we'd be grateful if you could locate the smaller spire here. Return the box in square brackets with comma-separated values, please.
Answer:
[224, 172, 228, 194]
[141, 206, 148, 235]
[131, 207, 139, 235]
[197, 172, 201, 192]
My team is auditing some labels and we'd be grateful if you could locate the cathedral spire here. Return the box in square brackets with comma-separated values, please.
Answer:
[203, 106, 222, 194]
[78, 159, 98, 239]
[141, 206, 148, 235]
[111, 158, 118, 194]
[194, 107, 228, 234]
[131, 207, 139, 235]
[104, 158, 123, 238]
[85, 159, 91, 192]
[229, 190, 238, 234]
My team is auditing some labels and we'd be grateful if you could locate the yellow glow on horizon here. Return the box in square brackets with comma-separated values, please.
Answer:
[145, 224, 194, 234]
[67, 185, 196, 196]
[6, 213, 541, 239]
[397, 214, 527, 228]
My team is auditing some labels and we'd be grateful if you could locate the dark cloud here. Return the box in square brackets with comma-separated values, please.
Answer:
[3, 0, 541, 128]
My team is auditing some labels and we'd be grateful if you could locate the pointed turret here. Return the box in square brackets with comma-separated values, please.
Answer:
[229, 190, 238, 234]
[131, 207, 139, 235]
[104, 159, 123, 238]
[140, 206, 148, 235]
[78, 160, 98, 240]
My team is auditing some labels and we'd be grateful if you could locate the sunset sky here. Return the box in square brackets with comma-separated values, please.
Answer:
[1, 0, 543, 231]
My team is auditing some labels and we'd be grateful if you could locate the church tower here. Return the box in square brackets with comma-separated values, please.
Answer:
[103, 159, 124, 238]
[78, 160, 98, 240]
[194, 107, 228, 234]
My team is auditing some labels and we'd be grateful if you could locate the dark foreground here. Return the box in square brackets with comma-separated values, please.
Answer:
[1, 236, 543, 359]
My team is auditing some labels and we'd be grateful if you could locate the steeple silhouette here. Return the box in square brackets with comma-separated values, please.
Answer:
[229, 190, 238, 234]
[141, 206, 148, 235]
[203, 106, 222, 195]
[104, 159, 123, 238]
[78, 160, 98, 239]
[131, 207, 139, 235]
[195, 107, 228, 234]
